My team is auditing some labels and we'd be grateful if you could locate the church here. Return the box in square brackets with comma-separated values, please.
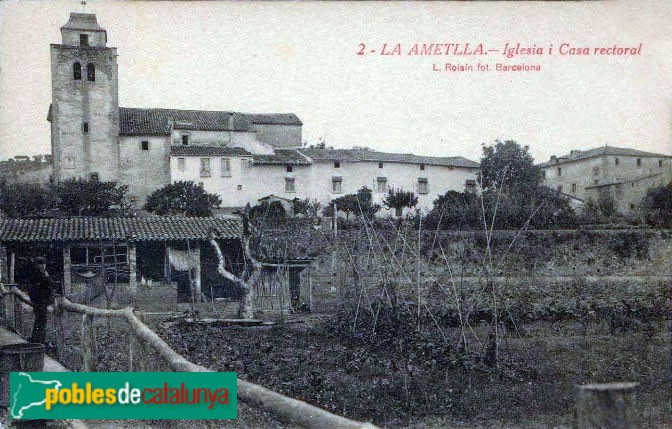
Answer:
[48, 12, 480, 213]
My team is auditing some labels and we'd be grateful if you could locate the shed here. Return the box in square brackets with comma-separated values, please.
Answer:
[0, 216, 244, 306]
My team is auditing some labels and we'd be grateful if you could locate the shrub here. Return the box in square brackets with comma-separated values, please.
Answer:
[144, 181, 221, 216]
[607, 231, 649, 259]
[642, 181, 672, 228]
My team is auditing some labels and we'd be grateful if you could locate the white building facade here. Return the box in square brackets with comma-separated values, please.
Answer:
[48, 12, 481, 213]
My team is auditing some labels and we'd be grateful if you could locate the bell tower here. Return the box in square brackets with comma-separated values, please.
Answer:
[49, 12, 120, 183]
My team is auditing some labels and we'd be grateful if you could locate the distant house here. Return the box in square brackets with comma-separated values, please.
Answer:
[0, 155, 53, 185]
[538, 146, 672, 213]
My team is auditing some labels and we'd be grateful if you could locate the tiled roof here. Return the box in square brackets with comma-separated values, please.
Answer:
[61, 13, 106, 32]
[247, 114, 303, 126]
[252, 149, 312, 165]
[538, 146, 671, 167]
[0, 217, 243, 243]
[170, 146, 252, 157]
[119, 108, 251, 136]
[119, 108, 302, 136]
[298, 148, 480, 168]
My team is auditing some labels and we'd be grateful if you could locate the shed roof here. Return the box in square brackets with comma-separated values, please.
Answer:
[0, 217, 243, 243]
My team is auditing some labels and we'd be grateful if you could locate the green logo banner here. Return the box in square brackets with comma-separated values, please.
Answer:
[9, 372, 237, 420]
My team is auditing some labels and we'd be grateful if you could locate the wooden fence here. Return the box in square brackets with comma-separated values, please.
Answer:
[0, 283, 32, 337]
[52, 296, 377, 429]
[0, 283, 641, 428]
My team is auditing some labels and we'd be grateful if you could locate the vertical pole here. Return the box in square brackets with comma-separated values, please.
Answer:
[54, 299, 67, 362]
[7, 293, 15, 332]
[9, 252, 15, 285]
[193, 243, 202, 302]
[81, 314, 95, 371]
[308, 266, 313, 313]
[13, 293, 22, 336]
[0, 291, 5, 326]
[63, 244, 72, 295]
[333, 203, 338, 238]
[131, 313, 149, 371]
[128, 243, 137, 294]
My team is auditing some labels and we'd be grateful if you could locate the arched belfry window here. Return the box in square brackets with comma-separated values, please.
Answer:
[86, 63, 95, 82]
[73, 62, 81, 80]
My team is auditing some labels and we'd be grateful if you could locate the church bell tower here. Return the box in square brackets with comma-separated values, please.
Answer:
[49, 12, 120, 183]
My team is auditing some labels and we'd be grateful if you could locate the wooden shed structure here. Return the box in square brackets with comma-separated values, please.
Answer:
[0, 216, 244, 306]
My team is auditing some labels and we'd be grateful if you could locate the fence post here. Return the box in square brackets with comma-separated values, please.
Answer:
[129, 313, 149, 371]
[54, 299, 67, 362]
[576, 382, 639, 429]
[81, 314, 95, 371]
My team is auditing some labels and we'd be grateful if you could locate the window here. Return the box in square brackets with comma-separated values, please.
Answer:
[221, 158, 231, 177]
[73, 62, 81, 80]
[630, 203, 635, 210]
[334, 161, 340, 168]
[285, 178, 296, 193]
[557, 167, 562, 176]
[83, 122, 89, 133]
[332, 176, 342, 193]
[80, 34, 89, 46]
[592, 166, 599, 176]
[376, 177, 387, 193]
[420, 164, 425, 171]
[286, 165, 293, 173]
[417, 177, 429, 194]
[378, 162, 384, 169]
[181, 135, 189, 145]
[86, 63, 95, 81]
[636, 158, 642, 167]
[237, 184, 242, 191]
[89, 173, 99, 182]
[555, 185, 562, 193]
[141, 141, 149, 151]
[63, 156, 76, 169]
[659, 160, 664, 168]
[615, 158, 619, 166]
[571, 183, 577, 193]
[542, 170, 546, 178]
[200, 158, 211, 177]
[198, 182, 204, 188]
[177, 158, 185, 172]
[594, 180, 599, 185]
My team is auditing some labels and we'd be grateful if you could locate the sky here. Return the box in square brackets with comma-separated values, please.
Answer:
[1, 0, 671, 164]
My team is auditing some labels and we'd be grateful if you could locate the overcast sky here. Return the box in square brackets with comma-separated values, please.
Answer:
[1, 0, 671, 163]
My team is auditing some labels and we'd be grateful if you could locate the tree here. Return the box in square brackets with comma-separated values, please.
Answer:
[0, 182, 51, 218]
[383, 188, 418, 217]
[479, 140, 543, 195]
[144, 181, 221, 217]
[327, 187, 379, 220]
[425, 190, 479, 230]
[642, 181, 672, 228]
[51, 178, 128, 216]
